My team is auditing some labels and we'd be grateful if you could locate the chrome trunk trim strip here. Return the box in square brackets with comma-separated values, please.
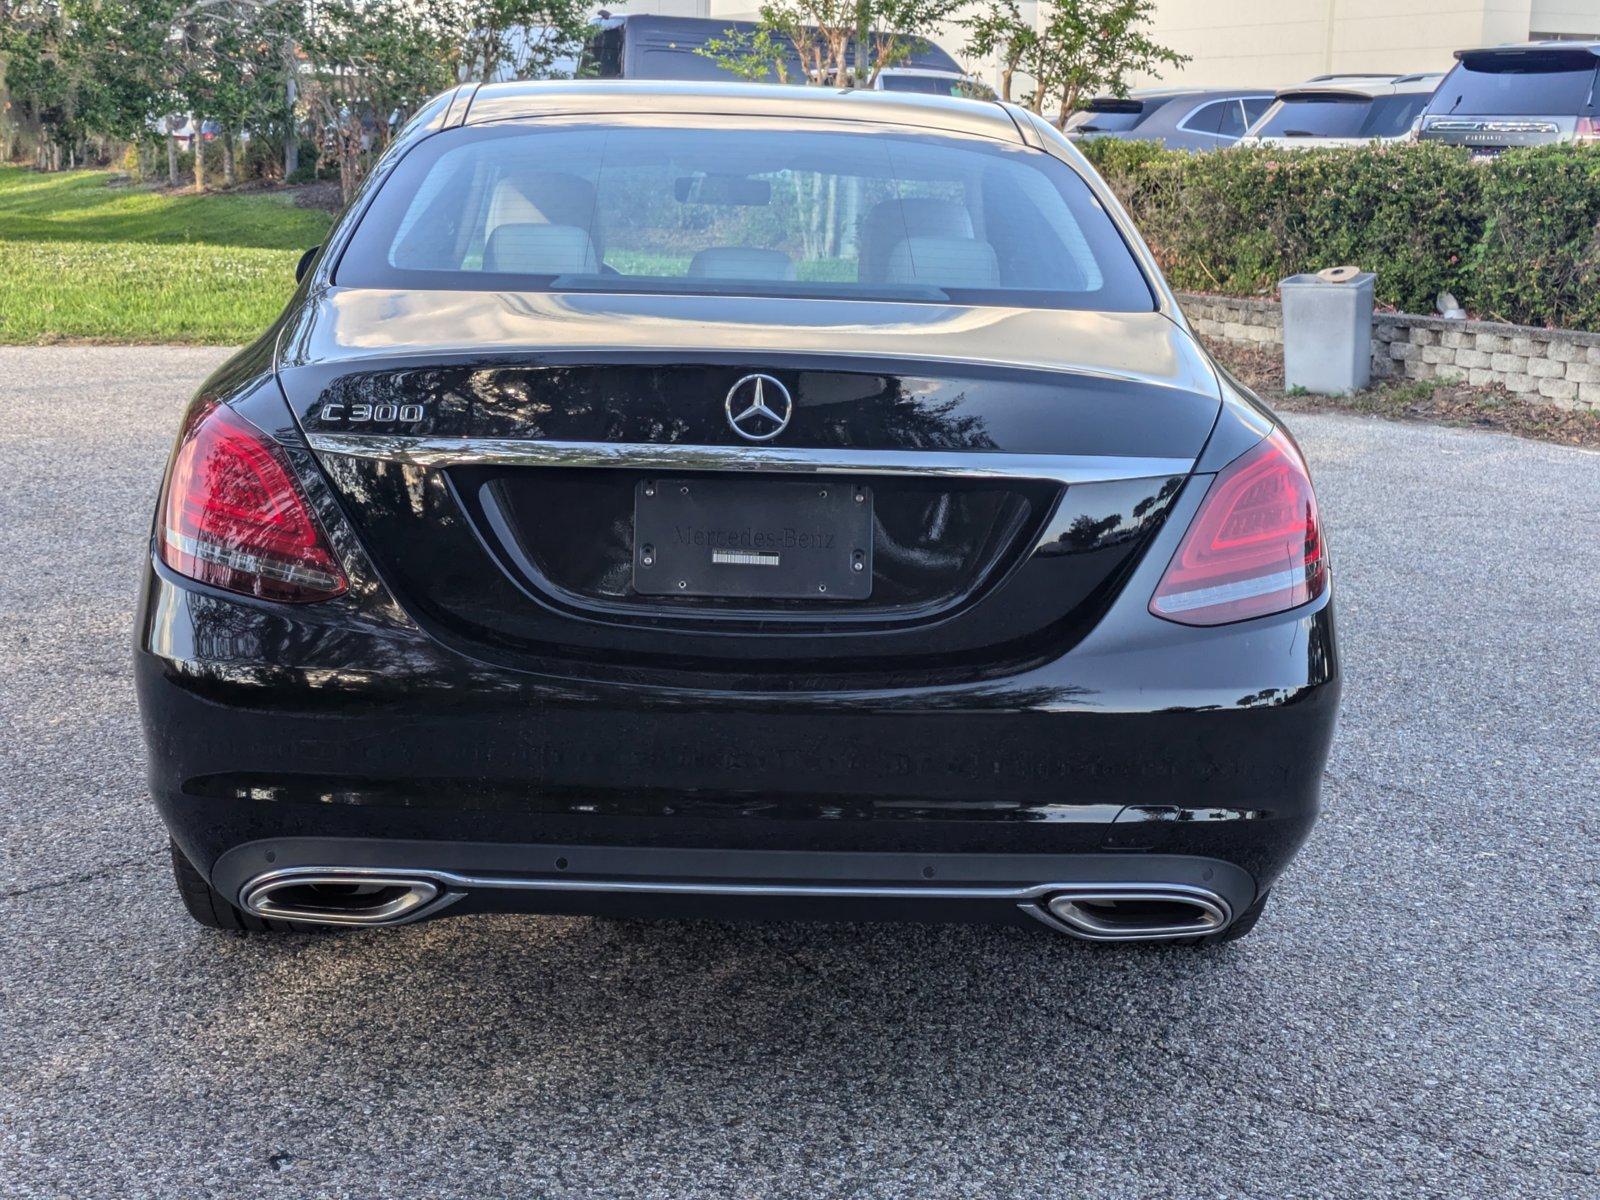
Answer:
[307, 434, 1194, 487]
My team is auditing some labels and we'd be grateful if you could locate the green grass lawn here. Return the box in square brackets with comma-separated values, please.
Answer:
[0, 166, 332, 343]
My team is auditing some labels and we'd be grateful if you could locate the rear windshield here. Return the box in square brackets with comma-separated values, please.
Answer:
[1065, 99, 1149, 133]
[1428, 53, 1598, 116]
[337, 122, 1154, 311]
[1360, 92, 1432, 137]
[878, 74, 963, 96]
[1254, 94, 1371, 138]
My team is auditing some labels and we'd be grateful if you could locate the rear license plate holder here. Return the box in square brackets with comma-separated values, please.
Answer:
[633, 478, 873, 600]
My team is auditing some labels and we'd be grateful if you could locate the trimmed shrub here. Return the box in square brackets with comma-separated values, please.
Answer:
[1080, 139, 1600, 331]
[1469, 148, 1600, 328]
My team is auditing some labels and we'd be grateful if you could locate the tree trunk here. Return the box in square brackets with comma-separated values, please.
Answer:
[823, 175, 838, 257]
[222, 132, 235, 187]
[1000, 64, 1014, 103]
[194, 127, 205, 191]
[166, 133, 178, 185]
[284, 70, 299, 180]
[1058, 83, 1080, 129]
[0, 64, 11, 162]
[339, 122, 361, 205]
[853, 0, 868, 85]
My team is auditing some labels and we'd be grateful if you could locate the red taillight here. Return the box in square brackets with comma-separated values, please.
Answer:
[1150, 429, 1326, 627]
[158, 402, 347, 603]
[1576, 116, 1600, 144]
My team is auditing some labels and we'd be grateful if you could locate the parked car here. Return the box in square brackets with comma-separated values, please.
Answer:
[139, 81, 1338, 946]
[1418, 41, 1600, 153]
[1239, 73, 1443, 148]
[872, 67, 971, 95]
[578, 14, 962, 83]
[1065, 88, 1275, 151]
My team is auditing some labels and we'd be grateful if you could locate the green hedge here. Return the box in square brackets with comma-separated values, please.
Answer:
[1079, 139, 1600, 331]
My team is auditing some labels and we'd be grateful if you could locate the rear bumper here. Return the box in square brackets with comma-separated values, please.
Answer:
[216, 839, 1255, 940]
[136, 555, 1339, 927]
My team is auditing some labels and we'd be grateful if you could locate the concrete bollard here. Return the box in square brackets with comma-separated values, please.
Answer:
[1280, 268, 1376, 395]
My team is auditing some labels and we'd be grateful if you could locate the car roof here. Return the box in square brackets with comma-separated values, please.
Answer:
[1276, 73, 1442, 99]
[1457, 39, 1600, 58]
[1123, 87, 1201, 99]
[457, 79, 1022, 141]
[1080, 86, 1271, 109]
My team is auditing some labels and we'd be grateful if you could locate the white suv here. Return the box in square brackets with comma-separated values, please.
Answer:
[1239, 73, 1443, 149]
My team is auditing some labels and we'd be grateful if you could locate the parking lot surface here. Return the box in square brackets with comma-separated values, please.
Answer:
[1, 347, 1595, 1199]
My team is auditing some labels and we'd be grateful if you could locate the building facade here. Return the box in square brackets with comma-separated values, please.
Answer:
[617, 0, 1600, 94]
[1119, 0, 1600, 90]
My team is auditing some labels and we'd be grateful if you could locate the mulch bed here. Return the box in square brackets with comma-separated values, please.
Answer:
[287, 180, 342, 213]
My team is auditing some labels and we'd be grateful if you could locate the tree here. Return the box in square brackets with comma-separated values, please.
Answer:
[963, 0, 1188, 126]
[164, 2, 306, 189]
[0, 3, 72, 168]
[1, 0, 177, 170]
[962, 0, 1031, 106]
[0, 0, 600, 182]
[298, 0, 459, 202]
[698, 0, 965, 88]
[452, 0, 593, 81]
[208, 2, 302, 186]
[698, 22, 792, 84]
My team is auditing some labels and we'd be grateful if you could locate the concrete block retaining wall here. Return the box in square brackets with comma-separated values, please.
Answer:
[1177, 292, 1600, 410]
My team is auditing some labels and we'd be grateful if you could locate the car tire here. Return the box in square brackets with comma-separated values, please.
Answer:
[169, 839, 299, 932]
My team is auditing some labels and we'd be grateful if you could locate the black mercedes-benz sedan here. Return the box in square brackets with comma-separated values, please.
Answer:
[137, 81, 1337, 945]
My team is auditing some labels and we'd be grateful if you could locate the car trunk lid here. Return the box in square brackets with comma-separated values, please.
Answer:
[277, 289, 1219, 680]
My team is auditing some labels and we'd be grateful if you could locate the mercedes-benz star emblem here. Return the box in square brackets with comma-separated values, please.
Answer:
[725, 374, 793, 442]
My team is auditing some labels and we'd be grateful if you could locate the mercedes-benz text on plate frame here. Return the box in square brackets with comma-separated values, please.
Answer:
[135, 81, 1338, 948]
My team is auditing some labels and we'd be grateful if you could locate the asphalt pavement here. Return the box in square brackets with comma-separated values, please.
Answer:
[1, 346, 1595, 1199]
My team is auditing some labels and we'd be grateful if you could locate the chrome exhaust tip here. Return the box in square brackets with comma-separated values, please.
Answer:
[240, 870, 447, 927]
[1028, 887, 1231, 942]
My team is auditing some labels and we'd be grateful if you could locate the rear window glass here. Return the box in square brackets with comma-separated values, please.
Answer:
[1065, 100, 1149, 133]
[1360, 92, 1432, 137]
[338, 122, 1154, 311]
[1255, 94, 1371, 138]
[878, 74, 963, 96]
[1428, 54, 1597, 116]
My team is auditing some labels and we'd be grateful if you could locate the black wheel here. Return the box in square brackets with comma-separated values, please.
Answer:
[168, 839, 298, 932]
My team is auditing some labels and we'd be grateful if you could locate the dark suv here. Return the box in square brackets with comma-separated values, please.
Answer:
[1419, 42, 1600, 153]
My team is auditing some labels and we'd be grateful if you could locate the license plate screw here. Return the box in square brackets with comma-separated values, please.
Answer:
[817, 583, 827, 593]
[680, 485, 689, 495]
[819, 488, 828, 498]
[643, 482, 655, 497]
[641, 544, 654, 567]
[678, 580, 688, 589]
[854, 488, 865, 503]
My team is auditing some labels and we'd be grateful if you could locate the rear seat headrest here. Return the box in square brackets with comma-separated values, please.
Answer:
[687, 247, 797, 281]
[482, 224, 598, 275]
[859, 198, 975, 283]
[883, 236, 1000, 290]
